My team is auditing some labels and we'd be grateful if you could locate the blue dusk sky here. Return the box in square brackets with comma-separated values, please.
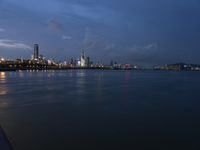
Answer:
[0, 0, 200, 65]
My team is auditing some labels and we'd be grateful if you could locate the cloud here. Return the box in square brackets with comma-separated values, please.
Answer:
[144, 43, 158, 49]
[82, 28, 120, 56]
[0, 28, 5, 32]
[62, 35, 72, 40]
[105, 43, 116, 51]
[82, 27, 102, 50]
[0, 39, 31, 49]
[69, 4, 120, 26]
[125, 43, 159, 63]
[76, 27, 160, 64]
[48, 19, 64, 33]
[4, 0, 122, 27]
[130, 43, 158, 53]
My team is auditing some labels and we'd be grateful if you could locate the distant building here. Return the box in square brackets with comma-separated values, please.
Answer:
[86, 57, 90, 68]
[34, 44, 39, 60]
[167, 63, 185, 71]
[70, 58, 74, 65]
[166, 63, 200, 71]
[110, 60, 114, 67]
[77, 59, 81, 67]
[80, 51, 86, 67]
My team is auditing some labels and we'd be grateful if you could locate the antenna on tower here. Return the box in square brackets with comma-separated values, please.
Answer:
[82, 50, 85, 58]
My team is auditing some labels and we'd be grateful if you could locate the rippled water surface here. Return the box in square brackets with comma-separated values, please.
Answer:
[0, 70, 200, 150]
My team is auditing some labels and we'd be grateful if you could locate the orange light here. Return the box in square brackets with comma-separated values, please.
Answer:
[0, 72, 5, 79]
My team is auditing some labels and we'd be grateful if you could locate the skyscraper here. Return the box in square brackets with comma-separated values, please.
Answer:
[80, 51, 86, 67]
[34, 44, 39, 60]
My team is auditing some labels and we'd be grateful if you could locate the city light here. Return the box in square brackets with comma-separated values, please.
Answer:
[0, 44, 200, 71]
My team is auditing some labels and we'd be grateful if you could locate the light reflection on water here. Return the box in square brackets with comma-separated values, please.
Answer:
[75, 70, 86, 101]
[0, 72, 7, 95]
[0, 72, 6, 81]
[0, 72, 9, 108]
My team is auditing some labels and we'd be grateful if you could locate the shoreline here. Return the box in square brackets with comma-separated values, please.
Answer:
[1, 68, 200, 72]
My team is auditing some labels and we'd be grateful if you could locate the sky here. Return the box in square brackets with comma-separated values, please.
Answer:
[0, 0, 200, 65]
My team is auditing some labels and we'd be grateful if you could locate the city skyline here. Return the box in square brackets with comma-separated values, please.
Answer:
[0, 0, 200, 65]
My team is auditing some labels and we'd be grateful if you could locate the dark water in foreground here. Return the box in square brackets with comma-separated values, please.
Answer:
[0, 70, 200, 150]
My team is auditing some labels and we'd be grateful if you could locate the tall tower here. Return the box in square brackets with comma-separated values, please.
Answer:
[82, 51, 85, 59]
[80, 50, 86, 67]
[34, 44, 39, 60]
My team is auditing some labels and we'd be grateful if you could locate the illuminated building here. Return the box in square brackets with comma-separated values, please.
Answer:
[77, 59, 81, 67]
[80, 51, 86, 67]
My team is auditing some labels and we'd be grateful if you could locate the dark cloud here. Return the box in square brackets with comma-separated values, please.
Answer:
[48, 19, 64, 33]
[81, 28, 158, 64]
[83, 28, 100, 50]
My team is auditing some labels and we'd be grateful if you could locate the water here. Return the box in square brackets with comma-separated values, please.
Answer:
[0, 70, 200, 150]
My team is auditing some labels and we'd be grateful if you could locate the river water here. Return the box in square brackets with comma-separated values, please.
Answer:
[0, 70, 200, 150]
